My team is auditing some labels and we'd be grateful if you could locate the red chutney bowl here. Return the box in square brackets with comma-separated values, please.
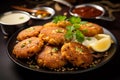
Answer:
[69, 4, 114, 21]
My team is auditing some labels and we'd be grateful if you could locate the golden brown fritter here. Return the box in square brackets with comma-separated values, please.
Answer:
[13, 37, 44, 58]
[43, 21, 71, 28]
[56, 20, 71, 28]
[61, 42, 93, 68]
[37, 45, 66, 69]
[39, 26, 66, 45]
[43, 22, 57, 28]
[17, 26, 43, 41]
[79, 22, 103, 37]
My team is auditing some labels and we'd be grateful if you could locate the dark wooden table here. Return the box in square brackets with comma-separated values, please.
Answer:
[0, 0, 120, 80]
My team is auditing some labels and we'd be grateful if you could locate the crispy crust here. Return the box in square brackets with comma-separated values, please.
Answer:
[39, 26, 66, 45]
[37, 45, 66, 69]
[79, 22, 103, 37]
[17, 26, 43, 41]
[13, 37, 44, 58]
[61, 42, 93, 67]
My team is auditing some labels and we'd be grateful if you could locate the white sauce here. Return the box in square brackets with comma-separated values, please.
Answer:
[82, 37, 98, 47]
[0, 13, 30, 25]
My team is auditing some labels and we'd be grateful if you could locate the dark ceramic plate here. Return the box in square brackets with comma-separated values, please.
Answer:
[7, 27, 119, 74]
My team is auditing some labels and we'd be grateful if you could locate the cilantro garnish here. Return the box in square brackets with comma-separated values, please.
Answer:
[52, 15, 67, 23]
[21, 43, 26, 48]
[19, 16, 24, 19]
[65, 25, 85, 42]
[80, 21, 88, 24]
[55, 29, 64, 33]
[52, 47, 58, 52]
[74, 30, 85, 42]
[68, 16, 81, 24]
[75, 47, 83, 53]
[65, 29, 73, 40]
[86, 37, 91, 40]
[53, 15, 85, 43]
[66, 16, 85, 42]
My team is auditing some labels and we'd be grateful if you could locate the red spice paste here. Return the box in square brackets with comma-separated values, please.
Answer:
[72, 6, 103, 18]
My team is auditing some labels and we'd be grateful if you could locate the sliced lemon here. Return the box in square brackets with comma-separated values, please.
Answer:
[89, 37, 112, 52]
[95, 34, 114, 43]
[95, 34, 111, 39]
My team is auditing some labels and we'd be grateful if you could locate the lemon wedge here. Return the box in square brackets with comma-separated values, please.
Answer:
[95, 34, 114, 43]
[89, 37, 112, 52]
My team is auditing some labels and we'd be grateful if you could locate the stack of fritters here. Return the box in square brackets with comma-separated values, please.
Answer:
[13, 20, 103, 69]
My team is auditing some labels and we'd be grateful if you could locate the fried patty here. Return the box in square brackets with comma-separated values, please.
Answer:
[43, 21, 71, 28]
[37, 45, 66, 69]
[61, 42, 93, 68]
[39, 26, 66, 45]
[17, 26, 43, 41]
[43, 22, 57, 28]
[13, 37, 44, 58]
[79, 22, 103, 37]
[56, 20, 71, 28]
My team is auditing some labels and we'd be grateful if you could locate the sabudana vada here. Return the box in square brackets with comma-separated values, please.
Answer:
[39, 26, 66, 45]
[79, 22, 103, 37]
[43, 21, 71, 28]
[37, 45, 66, 69]
[13, 37, 44, 58]
[61, 42, 93, 68]
[17, 26, 43, 41]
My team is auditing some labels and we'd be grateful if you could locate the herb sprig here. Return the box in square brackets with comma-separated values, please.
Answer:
[53, 16, 87, 43]
[52, 15, 67, 23]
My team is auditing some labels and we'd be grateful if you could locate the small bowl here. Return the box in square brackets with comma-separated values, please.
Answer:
[53, 0, 114, 21]
[0, 10, 31, 36]
[70, 4, 105, 19]
[30, 7, 55, 20]
[69, 3, 114, 21]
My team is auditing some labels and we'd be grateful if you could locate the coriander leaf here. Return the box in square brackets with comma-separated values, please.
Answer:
[52, 47, 58, 52]
[19, 17, 24, 19]
[55, 29, 64, 33]
[86, 37, 91, 40]
[68, 16, 81, 24]
[65, 30, 73, 40]
[75, 47, 83, 53]
[52, 15, 67, 23]
[80, 21, 88, 24]
[66, 25, 75, 32]
[75, 30, 85, 43]
[73, 24, 80, 29]
[81, 29, 88, 33]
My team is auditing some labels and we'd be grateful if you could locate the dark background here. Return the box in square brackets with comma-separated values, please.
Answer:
[0, 0, 120, 80]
